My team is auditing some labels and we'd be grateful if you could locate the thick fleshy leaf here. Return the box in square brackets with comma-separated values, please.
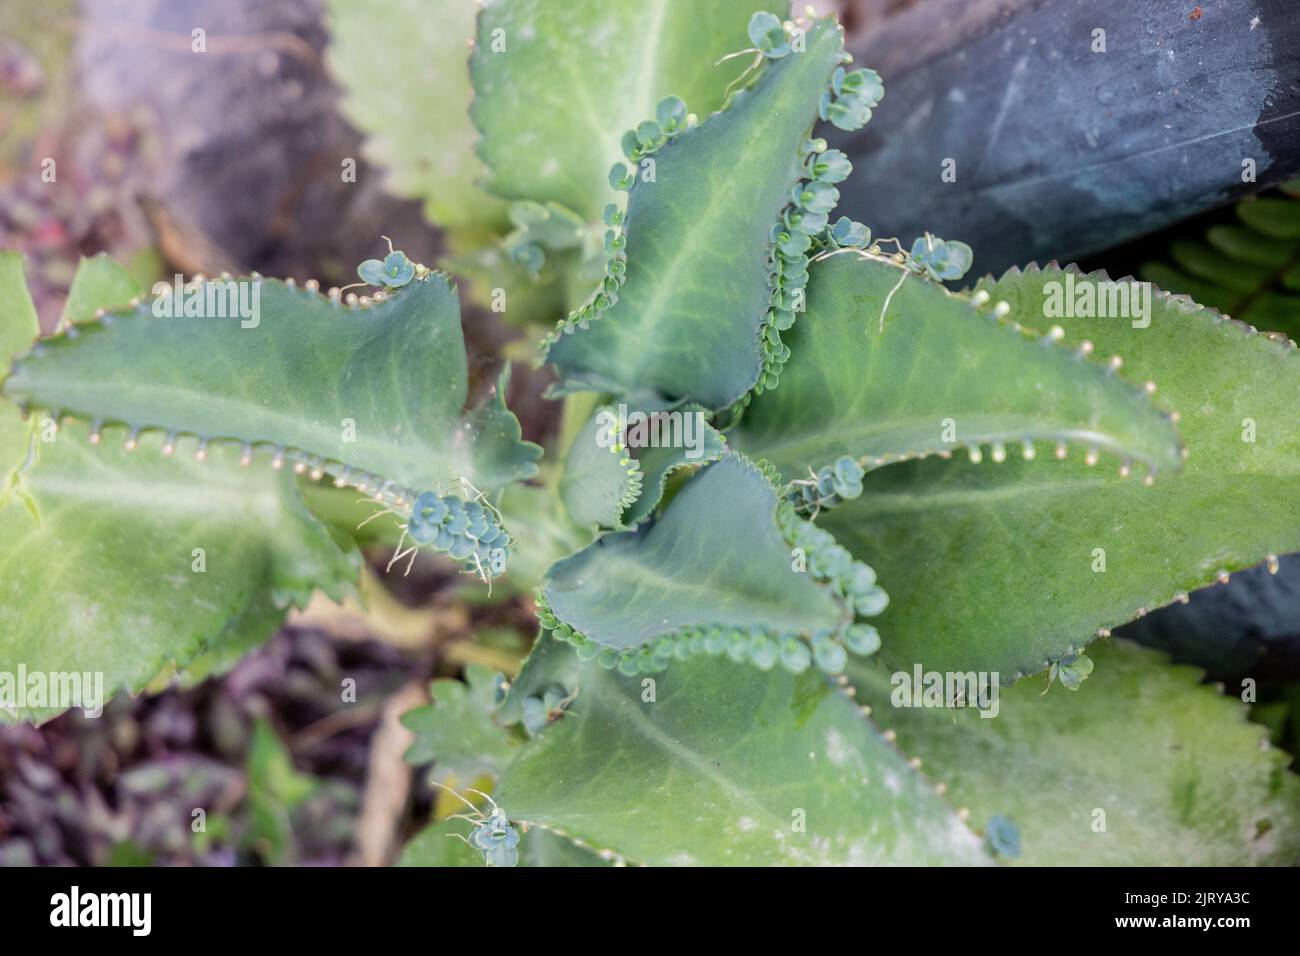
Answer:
[0, 257, 358, 722]
[496, 647, 992, 865]
[402, 664, 517, 782]
[4, 272, 540, 499]
[517, 827, 614, 867]
[619, 417, 727, 525]
[0, 253, 37, 386]
[59, 253, 142, 330]
[166, 590, 288, 690]
[545, 18, 848, 409]
[849, 640, 1300, 865]
[0, 253, 38, 481]
[0, 419, 357, 723]
[558, 405, 640, 529]
[559, 403, 726, 529]
[541, 453, 852, 658]
[469, 0, 776, 221]
[734, 254, 1182, 479]
[325, 0, 508, 234]
[822, 265, 1300, 679]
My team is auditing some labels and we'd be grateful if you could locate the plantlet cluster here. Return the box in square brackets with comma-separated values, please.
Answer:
[787, 455, 865, 515]
[404, 490, 510, 579]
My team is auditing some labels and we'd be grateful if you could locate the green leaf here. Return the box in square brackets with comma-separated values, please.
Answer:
[821, 264, 1300, 679]
[518, 826, 613, 866]
[619, 413, 727, 525]
[1238, 196, 1300, 239]
[0, 258, 358, 722]
[507, 200, 586, 250]
[1169, 238, 1272, 294]
[248, 718, 317, 807]
[496, 648, 992, 865]
[559, 403, 726, 529]
[848, 640, 1300, 865]
[0, 420, 358, 722]
[59, 253, 142, 331]
[734, 254, 1183, 480]
[541, 453, 875, 668]
[165, 590, 288, 690]
[544, 17, 849, 410]
[325, 0, 508, 234]
[469, 0, 777, 221]
[0, 252, 38, 482]
[0, 253, 37, 375]
[4, 271, 540, 499]
[402, 664, 517, 782]
[559, 404, 641, 529]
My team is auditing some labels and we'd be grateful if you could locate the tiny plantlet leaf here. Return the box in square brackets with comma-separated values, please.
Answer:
[399, 816, 609, 868]
[406, 489, 512, 578]
[356, 250, 416, 288]
[397, 650, 607, 867]
[828, 216, 870, 248]
[909, 234, 974, 282]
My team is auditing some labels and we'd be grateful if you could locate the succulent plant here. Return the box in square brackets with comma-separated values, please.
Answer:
[2, 3, 1298, 868]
